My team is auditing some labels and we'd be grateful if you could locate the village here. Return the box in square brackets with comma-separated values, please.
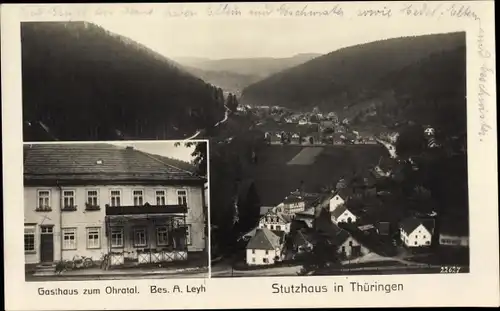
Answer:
[238, 104, 386, 147]
[211, 106, 469, 276]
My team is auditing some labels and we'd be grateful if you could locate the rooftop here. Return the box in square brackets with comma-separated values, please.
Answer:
[23, 143, 203, 184]
[246, 228, 281, 250]
[400, 217, 435, 234]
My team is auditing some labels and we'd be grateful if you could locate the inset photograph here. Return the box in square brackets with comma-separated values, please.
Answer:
[23, 140, 209, 281]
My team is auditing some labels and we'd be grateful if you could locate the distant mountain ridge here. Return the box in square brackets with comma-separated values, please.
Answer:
[174, 53, 322, 95]
[240, 32, 466, 112]
[22, 21, 226, 141]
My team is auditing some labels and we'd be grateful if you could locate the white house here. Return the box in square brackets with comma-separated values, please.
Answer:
[24, 144, 207, 269]
[330, 204, 358, 224]
[329, 188, 353, 213]
[246, 228, 283, 265]
[281, 194, 306, 215]
[439, 223, 469, 247]
[424, 126, 435, 136]
[258, 211, 292, 233]
[329, 194, 345, 212]
[439, 233, 469, 247]
[399, 218, 435, 248]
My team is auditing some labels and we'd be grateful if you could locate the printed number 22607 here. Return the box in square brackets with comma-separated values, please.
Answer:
[440, 266, 461, 273]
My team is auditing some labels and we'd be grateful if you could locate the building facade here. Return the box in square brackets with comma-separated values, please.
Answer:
[400, 218, 434, 248]
[24, 144, 207, 268]
[245, 228, 283, 266]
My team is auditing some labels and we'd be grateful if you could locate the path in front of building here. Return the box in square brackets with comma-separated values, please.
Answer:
[28, 266, 209, 281]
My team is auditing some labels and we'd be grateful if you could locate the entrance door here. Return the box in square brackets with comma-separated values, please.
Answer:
[351, 245, 362, 258]
[40, 226, 54, 262]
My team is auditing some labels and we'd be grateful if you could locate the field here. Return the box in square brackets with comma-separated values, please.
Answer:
[251, 144, 387, 207]
[287, 147, 324, 165]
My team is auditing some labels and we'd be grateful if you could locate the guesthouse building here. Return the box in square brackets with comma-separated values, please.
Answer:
[24, 143, 207, 269]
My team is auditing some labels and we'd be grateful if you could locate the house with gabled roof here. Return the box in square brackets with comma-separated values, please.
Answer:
[293, 229, 315, 254]
[329, 187, 353, 213]
[258, 211, 292, 233]
[399, 217, 435, 248]
[246, 228, 284, 265]
[330, 204, 358, 224]
[314, 208, 369, 260]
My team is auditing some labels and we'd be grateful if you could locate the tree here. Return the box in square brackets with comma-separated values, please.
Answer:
[226, 93, 239, 113]
[298, 233, 340, 276]
[395, 124, 427, 158]
[175, 141, 208, 177]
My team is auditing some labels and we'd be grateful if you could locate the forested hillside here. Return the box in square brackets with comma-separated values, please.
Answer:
[351, 45, 466, 137]
[22, 22, 226, 141]
[241, 32, 465, 112]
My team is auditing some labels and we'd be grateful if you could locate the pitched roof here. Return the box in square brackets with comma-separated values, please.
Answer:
[331, 204, 348, 219]
[330, 229, 351, 246]
[315, 208, 342, 237]
[400, 217, 435, 234]
[246, 228, 281, 250]
[296, 207, 316, 218]
[294, 230, 314, 247]
[335, 187, 353, 200]
[23, 143, 202, 183]
[283, 194, 304, 204]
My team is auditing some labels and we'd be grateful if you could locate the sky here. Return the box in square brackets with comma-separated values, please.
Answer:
[112, 141, 195, 163]
[89, 14, 463, 60]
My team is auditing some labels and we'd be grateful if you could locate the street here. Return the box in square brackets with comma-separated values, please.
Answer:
[26, 271, 208, 282]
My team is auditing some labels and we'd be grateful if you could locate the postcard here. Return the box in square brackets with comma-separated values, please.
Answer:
[2, 1, 498, 310]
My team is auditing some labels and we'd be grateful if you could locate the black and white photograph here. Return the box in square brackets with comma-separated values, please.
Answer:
[20, 18, 468, 278]
[3, 2, 498, 309]
[23, 140, 209, 280]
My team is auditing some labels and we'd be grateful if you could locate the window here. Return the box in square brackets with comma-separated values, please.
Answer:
[423, 235, 426, 239]
[252, 249, 255, 254]
[41, 226, 53, 233]
[134, 228, 147, 247]
[349, 241, 353, 246]
[62, 228, 77, 250]
[341, 246, 346, 252]
[252, 258, 256, 263]
[110, 228, 124, 248]
[86, 190, 99, 206]
[87, 227, 100, 249]
[155, 190, 166, 205]
[133, 190, 144, 206]
[415, 235, 418, 239]
[177, 190, 188, 206]
[425, 241, 430, 245]
[156, 227, 169, 246]
[62, 190, 75, 209]
[276, 225, 281, 231]
[110, 190, 121, 207]
[184, 224, 192, 245]
[414, 241, 417, 245]
[265, 250, 269, 255]
[270, 225, 274, 230]
[24, 226, 35, 252]
[37, 190, 51, 210]
[263, 258, 268, 263]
